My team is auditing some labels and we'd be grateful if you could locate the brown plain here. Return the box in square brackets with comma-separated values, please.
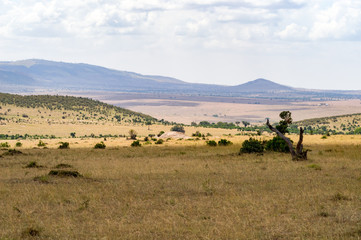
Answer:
[1, 135, 361, 239]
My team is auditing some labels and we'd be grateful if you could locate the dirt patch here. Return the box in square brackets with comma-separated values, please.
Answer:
[159, 131, 191, 139]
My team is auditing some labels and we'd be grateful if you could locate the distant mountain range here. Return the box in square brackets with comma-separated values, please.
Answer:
[0, 59, 360, 99]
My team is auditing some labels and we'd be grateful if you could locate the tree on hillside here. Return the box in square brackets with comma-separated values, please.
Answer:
[266, 111, 308, 160]
[242, 121, 250, 127]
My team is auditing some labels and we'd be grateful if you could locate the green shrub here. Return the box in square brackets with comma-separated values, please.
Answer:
[157, 131, 165, 137]
[192, 131, 202, 137]
[131, 140, 141, 147]
[94, 141, 106, 149]
[155, 139, 164, 145]
[37, 140, 46, 147]
[15, 142, 22, 147]
[218, 139, 232, 146]
[0, 142, 10, 148]
[265, 136, 291, 153]
[206, 140, 217, 146]
[240, 138, 264, 153]
[170, 125, 185, 133]
[58, 142, 70, 149]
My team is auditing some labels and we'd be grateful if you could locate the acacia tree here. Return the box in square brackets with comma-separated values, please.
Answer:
[266, 111, 308, 160]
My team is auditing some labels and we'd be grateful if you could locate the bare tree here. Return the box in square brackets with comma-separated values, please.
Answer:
[266, 118, 308, 161]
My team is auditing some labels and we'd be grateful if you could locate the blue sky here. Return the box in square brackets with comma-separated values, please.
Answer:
[0, 0, 361, 90]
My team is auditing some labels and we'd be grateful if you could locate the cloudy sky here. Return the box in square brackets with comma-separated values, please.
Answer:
[0, 0, 361, 90]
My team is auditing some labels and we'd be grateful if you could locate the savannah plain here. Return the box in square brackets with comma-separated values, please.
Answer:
[1, 100, 361, 239]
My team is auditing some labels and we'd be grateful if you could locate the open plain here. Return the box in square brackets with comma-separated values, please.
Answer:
[1, 135, 361, 239]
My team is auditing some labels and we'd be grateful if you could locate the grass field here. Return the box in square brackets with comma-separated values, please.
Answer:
[1, 135, 361, 239]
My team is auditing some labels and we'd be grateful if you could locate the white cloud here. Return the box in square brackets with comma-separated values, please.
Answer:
[1, 0, 361, 90]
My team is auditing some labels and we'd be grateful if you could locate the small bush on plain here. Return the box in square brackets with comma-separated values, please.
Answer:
[265, 136, 291, 153]
[206, 140, 217, 146]
[240, 138, 264, 153]
[218, 139, 232, 146]
[155, 139, 164, 144]
[131, 140, 141, 147]
[94, 141, 106, 149]
[58, 142, 70, 149]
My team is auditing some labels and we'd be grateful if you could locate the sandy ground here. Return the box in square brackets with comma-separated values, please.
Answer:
[105, 99, 361, 124]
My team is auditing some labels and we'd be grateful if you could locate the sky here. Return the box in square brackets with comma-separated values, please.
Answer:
[0, 0, 361, 90]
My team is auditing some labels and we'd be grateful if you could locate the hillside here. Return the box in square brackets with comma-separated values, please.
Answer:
[295, 113, 361, 134]
[0, 92, 157, 125]
[0, 59, 299, 96]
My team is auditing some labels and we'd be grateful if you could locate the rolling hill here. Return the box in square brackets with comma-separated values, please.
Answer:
[0, 59, 295, 95]
[1, 59, 361, 100]
[0, 92, 157, 125]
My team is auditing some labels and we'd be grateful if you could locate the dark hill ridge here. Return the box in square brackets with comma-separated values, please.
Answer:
[233, 78, 293, 92]
[1, 59, 361, 99]
[0, 59, 293, 94]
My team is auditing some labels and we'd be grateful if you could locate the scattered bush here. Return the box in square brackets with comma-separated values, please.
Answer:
[129, 129, 137, 140]
[144, 136, 149, 142]
[192, 131, 202, 137]
[0, 142, 10, 148]
[58, 142, 70, 149]
[131, 140, 141, 147]
[2, 149, 23, 156]
[321, 135, 327, 139]
[55, 163, 73, 169]
[170, 125, 185, 133]
[33, 175, 50, 183]
[25, 161, 42, 168]
[265, 136, 291, 153]
[94, 141, 106, 149]
[37, 140, 47, 147]
[48, 170, 82, 178]
[240, 138, 264, 153]
[157, 131, 165, 137]
[206, 140, 217, 146]
[218, 139, 232, 146]
[15, 142, 22, 147]
[155, 139, 164, 145]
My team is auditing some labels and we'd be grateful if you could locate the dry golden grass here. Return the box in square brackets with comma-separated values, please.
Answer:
[1, 135, 361, 239]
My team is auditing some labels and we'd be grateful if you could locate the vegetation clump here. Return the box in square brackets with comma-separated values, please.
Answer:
[218, 139, 232, 146]
[58, 142, 70, 149]
[48, 170, 82, 178]
[21, 227, 41, 238]
[206, 140, 217, 146]
[25, 161, 43, 168]
[131, 140, 141, 147]
[0, 142, 10, 148]
[170, 125, 185, 133]
[15, 142, 22, 147]
[265, 136, 291, 153]
[240, 138, 264, 153]
[94, 141, 106, 149]
[155, 139, 164, 145]
[308, 164, 322, 171]
[2, 149, 23, 156]
[55, 163, 73, 169]
[129, 129, 137, 140]
[37, 140, 47, 147]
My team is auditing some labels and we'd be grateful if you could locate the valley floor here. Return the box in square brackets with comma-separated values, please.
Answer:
[1, 135, 361, 239]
